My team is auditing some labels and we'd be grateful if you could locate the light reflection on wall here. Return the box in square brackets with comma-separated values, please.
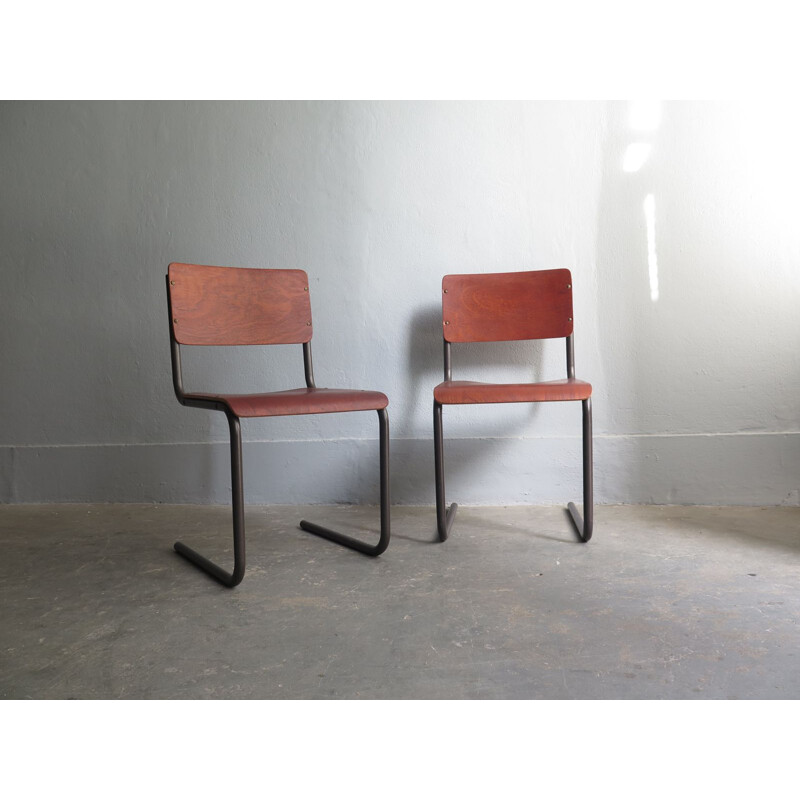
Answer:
[622, 142, 652, 172]
[644, 193, 659, 301]
[624, 100, 662, 302]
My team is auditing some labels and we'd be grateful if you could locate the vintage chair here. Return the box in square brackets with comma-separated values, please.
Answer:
[166, 262, 390, 587]
[433, 269, 593, 542]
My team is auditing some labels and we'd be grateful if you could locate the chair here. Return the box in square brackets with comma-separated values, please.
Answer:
[166, 262, 390, 587]
[433, 268, 593, 542]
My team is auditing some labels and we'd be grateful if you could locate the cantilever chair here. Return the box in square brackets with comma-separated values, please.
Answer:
[166, 262, 390, 587]
[433, 269, 593, 543]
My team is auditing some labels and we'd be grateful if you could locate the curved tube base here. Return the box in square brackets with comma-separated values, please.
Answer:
[173, 409, 391, 587]
[298, 520, 389, 556]
[433, 401, 458, 541]
[299, 407, 391, 558]
[434, 398, 593, 545]
[173, 413, 246, 588]
[567, 502, 593, 543]
[174, 541, 245, 588]
[567, 397, 594, 543]
[437, 502, 458, 542]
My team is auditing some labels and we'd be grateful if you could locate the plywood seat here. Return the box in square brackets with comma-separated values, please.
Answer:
[187, 387, 389, 418]
[434, 378, 592, 405]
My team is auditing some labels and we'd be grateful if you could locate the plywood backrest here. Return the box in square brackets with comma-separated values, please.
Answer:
[168, 263, 313, 345]
[441, 269, 574, 343]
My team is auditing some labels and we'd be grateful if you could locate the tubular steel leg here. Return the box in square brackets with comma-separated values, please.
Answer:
[299, 408, 391, 556]
[174, 413, 246, 587]
[434, 401, 457, 541]
[567, 397, 594, 543]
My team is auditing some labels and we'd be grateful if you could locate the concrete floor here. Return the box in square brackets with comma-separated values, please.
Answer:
[1, 503, 799, 699]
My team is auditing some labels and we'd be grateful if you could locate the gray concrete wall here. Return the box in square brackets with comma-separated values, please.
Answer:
[1, 100, 798, 505]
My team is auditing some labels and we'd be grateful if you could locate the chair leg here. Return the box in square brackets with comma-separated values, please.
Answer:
[299, 408, 391, 556]
[567, 397, 594, 543]
[434, 401, 457, 541]
[174, 412, 247, 587]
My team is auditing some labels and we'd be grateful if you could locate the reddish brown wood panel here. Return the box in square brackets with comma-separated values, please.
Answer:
[185, 387, 389, 417]
[434, 378, 591, 405]
[168, 263, 313, 345]
[442, 269, 574, 343]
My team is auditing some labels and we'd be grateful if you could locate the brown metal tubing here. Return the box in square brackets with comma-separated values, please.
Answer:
[433, 400, 457, 541]
[566, 335, 594, 540]
[435, 339, 457, 541]
[566, 334, 575, 379]
[303, 341, 316, 388]
[443, 340, 452, 382]
[174, 411, 247, 587]
[169, 335, 185, 401]
[299, 408, 391, 556]
[167, 273, 187, 403]
[567, 397, 593, 542]
[168, 277, 246, 586]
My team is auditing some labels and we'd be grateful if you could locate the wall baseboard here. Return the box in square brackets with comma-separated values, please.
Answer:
[2, 432, 798, 506]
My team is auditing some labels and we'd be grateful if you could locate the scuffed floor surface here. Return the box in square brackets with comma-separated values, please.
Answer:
[1, 503, 799, 699]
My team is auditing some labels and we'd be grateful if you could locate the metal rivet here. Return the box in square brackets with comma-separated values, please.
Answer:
[170, 280, 175, 286]
[568, 317, 572, 322]
[444, 321, 450, 325]
[306, 321, 311, 326]
[567, 284, 571, 289]
[173, 318, 178, 324]
[304, 286, 308, 291]
[443, 289, 448, 293]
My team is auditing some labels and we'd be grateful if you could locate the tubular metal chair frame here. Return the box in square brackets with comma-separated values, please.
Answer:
[432, 269, 593, 543]
[166, 264, 390, 588]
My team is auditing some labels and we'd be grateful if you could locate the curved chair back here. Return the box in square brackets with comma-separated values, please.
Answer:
[167, 262, 312, 346]
[441, 268, 574, 343]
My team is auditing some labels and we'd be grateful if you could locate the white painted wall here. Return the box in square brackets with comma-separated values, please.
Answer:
[1, 101, 798, 505]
